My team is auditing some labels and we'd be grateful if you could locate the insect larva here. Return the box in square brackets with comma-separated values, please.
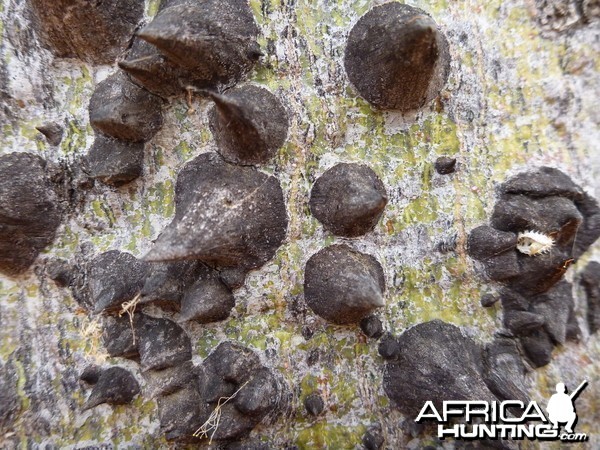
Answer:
[516, 230, 555, 256]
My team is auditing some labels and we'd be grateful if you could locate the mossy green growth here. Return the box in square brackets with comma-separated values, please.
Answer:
[390, 262, 495, 333]
[146, 0, 161, 17]
[296, 422, 366, 449]
[66, 66, 93, 115]
[1, 0, 597, 447]
[60, 119, 89, 155]
[145, 180, 175, 218]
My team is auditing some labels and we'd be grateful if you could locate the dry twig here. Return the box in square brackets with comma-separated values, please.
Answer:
[119, 292, 141, 345]
[193, 381, 249, 443]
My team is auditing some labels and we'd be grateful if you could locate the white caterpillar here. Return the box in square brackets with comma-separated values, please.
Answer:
[516, 230, 555, 256]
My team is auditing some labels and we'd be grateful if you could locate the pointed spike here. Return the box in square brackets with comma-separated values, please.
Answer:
[344, 3, 450, 110]
[209, 92, 249, 122]
[309, 163, 388, 237]
[0, 152, 64, 276]
[344, 184, 388, 219]
[208, 85, 289, 165]
[102, 316, 138, 359]
[36, 122, 63, 146]
[119, 37, 199, 99]
[139, 260, 203, 310]
[136, 315, 192, 371]
[144, 153, 287, 270]
[360, 315, 384, 339]
[87, 250, 149, 314]
[246, 40, 264, 61]
[92, 289, 118, 314]
[202, 341, 261, 384]
[142, 221, 222, 263]
[88, 72, 163, 143]
[28, 0, 143, 65]
[157, 386, 209, 440]
[234, 368, 278, 417]
[83, 134, 144, 187]
[483, 337, 530, 404]
[79, 365, 102, 385]
[304, 244, 386, 324]
[82, 367, 140, 410]
[178, 273, 235, 323]
[142, 361, 196, 399]
[117, 58, 145, 75]
[136, 2, 260, 89]
[383, 320, 500, 417]
[210, 92, 242, 111]
[136, 21, 175, 50]
[369, 287, 386, 308]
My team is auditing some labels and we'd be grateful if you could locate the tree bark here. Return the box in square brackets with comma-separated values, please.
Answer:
[0, 0, 599, 448]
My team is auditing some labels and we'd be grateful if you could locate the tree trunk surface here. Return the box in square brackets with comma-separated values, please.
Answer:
[0, 0, 599, 449]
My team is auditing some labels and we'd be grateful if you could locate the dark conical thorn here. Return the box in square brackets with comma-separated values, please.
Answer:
[247, 48, 264, 60]
[401, 14, 437, 43]
[343, 183, 388, 221]
[344, 3, 450, 110]
[208, 91, 242, 110]
[304, 393, 325, 416]
[136, 315, 192, 371]
[82, 367, 140, 410]
[383, 320, 501, 416]
[88, 72, 163, 143]
[36, 122, 63, 146]
[83, 134, 144, 187]
[102, 315, 139, 359]
[157, 386, 209, 441]
[233, 368, 278, 418]
[434, 156, 457, 175]
[92, 289, 119, 314]
[503, 310, 545, 335]
[87, 250, 149, 314]
[378, 333, 401, 359]
[138, 260, 203, 310]
[142, 222, 216, 263]
[482, 337, 530, 404]
[142, 361, 196, 399]
[360, 315, 384, 339]
[0, 152, 64, 276]
[144, 153, 287, 270]
[208, 85, 289, 165]
[309, 163, 387, 237]
[178, 274, 235, 324]
[246, 40, 264, 61]
[137, 2, 260, 89]
[118, 37, 197, 99]
[79, 365, 102, 385]
[118, 56, 153, 75]
[304, 244, 386, 324]
[201, 341, 261, 385]
[27, 0, 144, 65]
[136, 19, 193, 58]
[207, 91, 249, 123]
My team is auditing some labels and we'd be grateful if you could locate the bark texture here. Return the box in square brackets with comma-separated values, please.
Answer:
[0, 0, 599, 448]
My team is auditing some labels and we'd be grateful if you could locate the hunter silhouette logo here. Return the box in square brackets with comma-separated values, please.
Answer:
[546, 380, 587, 434]
[415, 380, 589, 443]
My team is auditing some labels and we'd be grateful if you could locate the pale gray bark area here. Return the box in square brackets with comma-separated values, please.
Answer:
[0, 0, 599, 448]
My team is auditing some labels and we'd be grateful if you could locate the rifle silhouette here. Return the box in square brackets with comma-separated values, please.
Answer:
[569, 380, 588, 401]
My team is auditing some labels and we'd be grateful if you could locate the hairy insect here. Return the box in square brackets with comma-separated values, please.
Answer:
[516, 230, 555, 256]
